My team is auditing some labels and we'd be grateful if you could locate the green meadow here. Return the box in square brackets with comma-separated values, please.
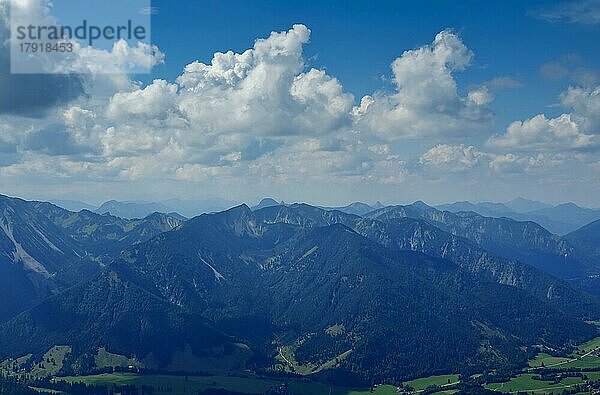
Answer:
[485, 374, 584, 394]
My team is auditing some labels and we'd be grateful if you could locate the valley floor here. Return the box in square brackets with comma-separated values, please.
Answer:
[56, 372, 460, 395]
[46, 335, 600, 395]
[484, 334, 600, 394]
[6, 333, 600, 395]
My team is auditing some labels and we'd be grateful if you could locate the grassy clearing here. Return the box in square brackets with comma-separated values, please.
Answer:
[403, 374, 459, 391]
[485, 374, 583, 394]
[275, 345, 352, 376]
[325, 324, 346, 337]
[582, 371, 600, 381]
[573, 336, 600, 355]
[528, 353, 571, 368]
[527, 334, 600, 370]
[95, 348, 143, 370]
[559, 355, 600, 369]
[346, 387, 457, 395]
[345, 374, 460, 394]
[0, 354, 33, 375]
[346, 385, 397, 395]
[29, 346, 71, 378]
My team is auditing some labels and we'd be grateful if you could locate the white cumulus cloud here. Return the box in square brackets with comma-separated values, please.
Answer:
[353, 29, 494, 140]
[487, 85, 600, 152]
[107, 79, 179, 120]
[419, 144, 485, 172]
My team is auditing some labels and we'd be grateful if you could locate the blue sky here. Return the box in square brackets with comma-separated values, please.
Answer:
[148, 0, 599, 127]
[0, 0, 599, 207]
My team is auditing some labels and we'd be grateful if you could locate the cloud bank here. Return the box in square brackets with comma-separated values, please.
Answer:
[0, 1, 599, 205]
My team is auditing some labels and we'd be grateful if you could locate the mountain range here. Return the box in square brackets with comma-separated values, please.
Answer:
[1, 194, 600, 385]
[0, 195, 183, 323]
[48, 198, 239, 219]
[50, 198, 389, 221]
[48, 196, 600, 236]
[437, 198, 600, 235]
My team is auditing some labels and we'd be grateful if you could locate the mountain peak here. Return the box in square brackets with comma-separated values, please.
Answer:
[556, 202, 582, 209]
[95, 200, 176, 219]
[252, 197, 281, 210]
[372, 201, 384, 210]
[226, 203, 253, 214]
[505, 197, 551, 213]
[410, 200, 433, 210]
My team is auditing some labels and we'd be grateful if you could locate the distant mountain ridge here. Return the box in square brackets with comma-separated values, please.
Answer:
[49, 198, 239, 219]
[252, 198, 385, 215]
[437, 198, 600, 235]
[251, 198, 385, 216]
[367, 203, 593, 278]
[95, 200, 175, 219]
[52, 195, 598, 235]
[324, 201, 385, 216]
[49, 199, 96, 212]
[505, 197, 552, 213]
